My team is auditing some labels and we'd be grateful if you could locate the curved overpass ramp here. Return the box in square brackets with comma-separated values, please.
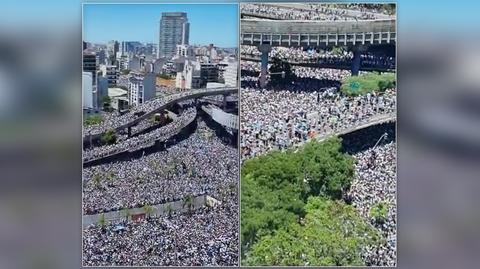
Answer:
[83, 87, 237, 142]
[201, 105, 239, 130]
[241, 19, 396, 48]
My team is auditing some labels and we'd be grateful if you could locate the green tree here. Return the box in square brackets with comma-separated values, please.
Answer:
[121, 69, 130, 75]
[121, 208, 131, 223]
[241, 137, 356, 257]
[102, 96, 112, 111]
[370, 202, 389, 224]
[243, 197, 382, 266]
[182, 195, 195, 214]
[165, 204, 174, 219]
[98, 213, 107, 232]
[83, 114, 103, 126]
[298, 137, 355, 200]
[100, 129, 117, 145]
[92, 173, 102, 189]
[142, 204, 154, 220]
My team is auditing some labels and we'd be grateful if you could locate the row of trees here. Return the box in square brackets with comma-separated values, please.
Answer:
[96, 195, 198, 232]
[241, 137, 381, 266]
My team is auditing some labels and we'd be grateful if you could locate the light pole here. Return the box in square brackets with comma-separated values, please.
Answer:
[373, 132, 389, 149]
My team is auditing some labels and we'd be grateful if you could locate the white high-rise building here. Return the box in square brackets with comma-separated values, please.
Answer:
[128, 73, 156, 106]
[223, 60, 238, 87]
[82, 72, 93, 109]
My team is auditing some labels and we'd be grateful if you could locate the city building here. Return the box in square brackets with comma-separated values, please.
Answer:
[82, 72, 94, 110]
[221, 59, 238, 87]
[175, 60, 219, 89]
[153, 58, 167, 74]
[200, 63, 219, 84]
[176, 44, 194, 58]
[99, 65, 119, 86]
[121, 41, 142, 56]
[128, 73, 156, 106]
[108, 87, 129, 111]
[96, 75, 109, 109]
[158, 12, 189, 59]
[83, 51, 98, 84]
[107, 40, 119, 63]
[129, 56, 141, 71]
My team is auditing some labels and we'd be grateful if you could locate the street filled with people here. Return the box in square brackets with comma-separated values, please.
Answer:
[83, 107, 196, 162]
[349, 141, 397, 266]
[241, 45, 395, 70]
[83, 201, 238, 266]
[241, 3, 392, 21]
[240, 79, 396, 160]
[83, 116, 239, 265]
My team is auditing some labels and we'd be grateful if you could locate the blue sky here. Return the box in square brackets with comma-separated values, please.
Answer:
[83, 3, 238, 47]
[1, 0, 480, 33]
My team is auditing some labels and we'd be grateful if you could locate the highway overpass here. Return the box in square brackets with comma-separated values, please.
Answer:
[241, 19, 396, 48]
[201, 105, 239, 130]
[241, 18, 396, 85]
[83, 87, 237, 143]
[242, 113, 396, 160]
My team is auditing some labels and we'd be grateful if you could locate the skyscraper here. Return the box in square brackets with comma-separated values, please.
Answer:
[158, 12, 189, 59]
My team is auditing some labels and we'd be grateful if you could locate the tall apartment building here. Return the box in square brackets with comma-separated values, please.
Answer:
[128, 73, 156, 106]
[223, 60, 238, 87]
[158, 12, 189, 59]
[83, 51, 98, 83]
[82, 72, 93, 110]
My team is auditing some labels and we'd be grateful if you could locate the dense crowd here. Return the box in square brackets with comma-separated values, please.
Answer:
[83, 121, 238, 214]
[240, 3, 385, 21]
[83, 194, 239, 266]
[240, 85, 395, 160]
[83, 107, 196, 161]
[349, 141, 397, 266]
[241, 61, 354, 81]
[83, 198, 238, 266]
[241, 46, 395, 70]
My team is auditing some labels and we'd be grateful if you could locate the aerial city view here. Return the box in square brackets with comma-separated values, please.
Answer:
[240, 3, 397, 266]
[82, 4, 239, 266]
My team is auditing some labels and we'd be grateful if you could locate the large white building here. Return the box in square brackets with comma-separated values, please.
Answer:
[82, 72, 93, 110]
[223, 60, 238, 87]
[128, 73, 156, 106]
[176, 44, 194, 58]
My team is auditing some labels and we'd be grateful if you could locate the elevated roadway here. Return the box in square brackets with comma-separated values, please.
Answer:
[201, 105, 239, 130]
[241, 18, 395, 85]
[83, 87, 237, 143]
[241, 19, 396, 48]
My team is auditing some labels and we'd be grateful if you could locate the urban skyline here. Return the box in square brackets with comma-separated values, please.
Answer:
[83, 4, 238, 47]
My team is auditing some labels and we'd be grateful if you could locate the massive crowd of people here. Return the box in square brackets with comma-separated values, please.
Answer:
[83, 118, 239, 266]
[83, 199, 238, 266]
[241, 45, 395, 70]
[83, 107, 197, 161]
[240, 3, 390, 21]
[349, 141, 397, 266]
[83, 121, 238, 214]
[240, 84, 396, 160]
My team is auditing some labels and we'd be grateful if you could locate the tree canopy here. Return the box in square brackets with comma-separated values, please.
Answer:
[243, 197, 382, 266]
[241, 137, 360, 263]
